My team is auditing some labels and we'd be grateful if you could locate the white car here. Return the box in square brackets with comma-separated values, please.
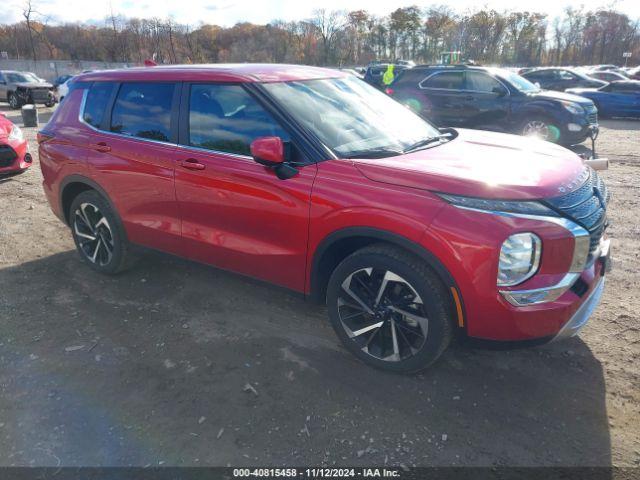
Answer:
[56, 78, 72, 102]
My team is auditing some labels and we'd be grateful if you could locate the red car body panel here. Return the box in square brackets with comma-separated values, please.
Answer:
[0, 114, 30, 174]
[174, 146, 316, 291]
[39, 64, 608, 343]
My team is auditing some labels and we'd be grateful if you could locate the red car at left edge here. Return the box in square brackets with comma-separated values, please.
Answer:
[0, 113, 31, 175]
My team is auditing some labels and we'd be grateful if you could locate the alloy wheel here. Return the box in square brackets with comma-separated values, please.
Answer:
[9, 94, 18, 109]
[522, 120, 551, 140]
[73, 202, 115, 266]
[337, 268, 429, 362]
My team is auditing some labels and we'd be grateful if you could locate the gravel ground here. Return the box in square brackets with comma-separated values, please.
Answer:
[0, 104, 638, 467]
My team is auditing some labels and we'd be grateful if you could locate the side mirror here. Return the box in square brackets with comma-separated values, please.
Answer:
[534, 82, 541, 89]
[251, 136, 285, 166]
[250, 136, 298, 180]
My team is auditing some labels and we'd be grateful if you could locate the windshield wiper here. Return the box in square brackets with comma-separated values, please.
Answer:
[403, 134, 451, 154]
[343, 148, 404, 159]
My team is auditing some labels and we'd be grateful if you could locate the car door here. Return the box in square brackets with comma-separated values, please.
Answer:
[418, 70, 466, 126]
[461, 70, 510, 129]
[173, 82, 316, 291]
[609, 83, 640, 116]
[84, 81, 183, 256]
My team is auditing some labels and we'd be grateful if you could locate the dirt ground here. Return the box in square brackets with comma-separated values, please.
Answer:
[0, 104, 638, 468]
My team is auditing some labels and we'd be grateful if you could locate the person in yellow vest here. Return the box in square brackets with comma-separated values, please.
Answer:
[382, 64, 395, 87]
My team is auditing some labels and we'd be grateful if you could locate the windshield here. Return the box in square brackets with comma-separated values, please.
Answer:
[498, 70, 540, 93]
[262, 76, 442, 158]
[6, 72, 41, 83]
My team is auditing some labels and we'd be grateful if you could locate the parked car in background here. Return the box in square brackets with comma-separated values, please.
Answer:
[566, 81, 640, 118]
[627, 66, 640, 80]
[387, 65, 598, 145]
[38, 64, 610, 372]
[364, 63, 409, 89]
[0, 112, 31, 175]
[587, 70, 629, 83]
[56, 77, 73, 102]
[0, 70, 56, 108]
[522, 67, 606, 92]
[53, 74, 73, 88]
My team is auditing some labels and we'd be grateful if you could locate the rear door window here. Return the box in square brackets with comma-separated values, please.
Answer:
[110, 82, 175, 142]
[421, 71, 464, 90]
[83, 82, 114, 128]
[187, 84, 289, 156]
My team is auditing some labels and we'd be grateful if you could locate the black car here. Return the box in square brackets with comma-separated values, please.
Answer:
[387, 65, 598, 146]
[363, 63, 408, 90]
[522, 68, 606, 92]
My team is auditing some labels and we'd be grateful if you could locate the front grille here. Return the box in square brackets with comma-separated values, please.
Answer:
[545, 167, 609, 256]
[585, 105, 598, 125]
[30, 88, 50, 102]
[0, 144, 18, 168]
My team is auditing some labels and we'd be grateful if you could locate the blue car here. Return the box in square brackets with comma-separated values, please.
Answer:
[566, 81, 640, 118]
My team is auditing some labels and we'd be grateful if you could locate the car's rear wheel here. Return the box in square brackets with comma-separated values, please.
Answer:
[8, 92, 21, 109]
[521, 117, 562, 143]
[69, 190, 133, 274]
[326, 244, 454, 373]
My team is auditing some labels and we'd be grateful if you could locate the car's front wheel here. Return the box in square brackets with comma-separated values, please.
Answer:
[326, 244, 454, 373]
[8, 92, 21, 109]
[69, 190, 133, 275]
[521, 117, 562, 144]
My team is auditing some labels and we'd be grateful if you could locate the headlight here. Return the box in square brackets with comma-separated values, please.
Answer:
[497, 233, 542, 286]
[8, 125, 23, 142]
[437, 193, 559, 217]
[561, 101, 584, 115]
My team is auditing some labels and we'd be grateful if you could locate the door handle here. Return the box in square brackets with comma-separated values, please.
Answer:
[179, 158, 206, 170]
[464, 95, 474, 101]
[90, 142, 111, 153]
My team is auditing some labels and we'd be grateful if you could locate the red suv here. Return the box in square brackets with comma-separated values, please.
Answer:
[39, 65, 611, 372]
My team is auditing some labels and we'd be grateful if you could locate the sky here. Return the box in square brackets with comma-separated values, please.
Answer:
[3, 0, 639, 26]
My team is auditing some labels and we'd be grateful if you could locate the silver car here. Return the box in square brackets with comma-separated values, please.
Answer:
[0, 71, 55, 109]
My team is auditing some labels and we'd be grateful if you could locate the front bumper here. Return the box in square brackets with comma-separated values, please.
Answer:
[552, 276, 605, 342]
[0, 140, 31, 174]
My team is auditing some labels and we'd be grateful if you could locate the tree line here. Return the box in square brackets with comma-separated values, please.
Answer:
[1, 3, 639, 67]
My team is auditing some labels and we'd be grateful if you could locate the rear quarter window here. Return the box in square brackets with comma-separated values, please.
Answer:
[82, 82, 114, 128]
[110, 82, 175, 142]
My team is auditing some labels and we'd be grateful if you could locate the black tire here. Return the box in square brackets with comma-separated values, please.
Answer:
[8, 92, 21, 109]
[44, 97, 56, 108]
[69, 190, 133, 275]
[520, 116, 563, 144]
[326, 243, 454, 373]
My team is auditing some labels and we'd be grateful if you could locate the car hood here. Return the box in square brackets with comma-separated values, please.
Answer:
[14, 81, 53, 89]
[528, 89, 594, 106]
[352, 129, 587, 200]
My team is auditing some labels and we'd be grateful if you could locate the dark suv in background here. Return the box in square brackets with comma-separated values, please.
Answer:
[387, 65, 598, 146]
[522, 67, 606, 92]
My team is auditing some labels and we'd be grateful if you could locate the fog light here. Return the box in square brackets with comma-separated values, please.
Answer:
[567, 123, 582, 132]
[497, 233, 542, 286]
